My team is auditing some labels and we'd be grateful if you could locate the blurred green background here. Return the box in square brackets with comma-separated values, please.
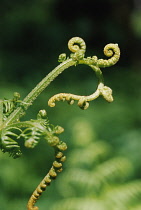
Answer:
[0, 0, 141, 209]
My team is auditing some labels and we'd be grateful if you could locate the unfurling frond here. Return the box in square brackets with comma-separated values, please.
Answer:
[48, 37, 120, 109]
[0, 37, 120, 210]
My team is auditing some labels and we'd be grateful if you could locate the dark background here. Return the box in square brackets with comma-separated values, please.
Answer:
[0, 0, 141, 209]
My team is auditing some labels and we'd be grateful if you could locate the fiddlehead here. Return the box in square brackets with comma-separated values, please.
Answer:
[48, 37, 120, 109]
[97, 43, 120, 67]
[68, 37, 86, 61]
[0, 104, 67, 209]
[48, 79, 113, 110]
[27, 126, 67, 210]
[68, 37, 86, 53]
[0, 37, 120, 209]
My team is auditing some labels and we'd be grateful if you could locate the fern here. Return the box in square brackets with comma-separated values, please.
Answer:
[0, 37, 120, 209]
[51, 198, 107, 210]
[50, 119, 141, 210]
[105, 180, 141, 208]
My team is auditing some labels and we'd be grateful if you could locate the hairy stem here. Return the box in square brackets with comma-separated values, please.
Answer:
[3, 59, 76, 126]
[2, 37, 120, 126]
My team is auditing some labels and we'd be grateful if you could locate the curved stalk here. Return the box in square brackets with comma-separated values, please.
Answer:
[3, 37, 120, 125]
[3, 59, 76, 126]
[0, 37, 120, 210]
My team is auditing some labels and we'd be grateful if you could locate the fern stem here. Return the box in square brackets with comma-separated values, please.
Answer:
[23, 59, 76, 105]
[3, 37, 120, 126]
[27, 145, 67, 210]
[3, 59, 76, 126]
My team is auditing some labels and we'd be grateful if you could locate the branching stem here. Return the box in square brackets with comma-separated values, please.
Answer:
[0, 37, 120, 210]
[3, 37, 120, 126]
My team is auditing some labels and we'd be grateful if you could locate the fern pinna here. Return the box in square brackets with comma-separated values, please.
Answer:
[51, 120, 141, 210]
[0, 37, 120, 209]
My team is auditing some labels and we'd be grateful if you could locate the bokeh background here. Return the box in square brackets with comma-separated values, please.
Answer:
[0, 0, 141, 209]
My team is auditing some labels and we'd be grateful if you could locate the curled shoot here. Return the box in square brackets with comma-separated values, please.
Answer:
[0, 37, 120, 209]
[48, 37, 120, 109]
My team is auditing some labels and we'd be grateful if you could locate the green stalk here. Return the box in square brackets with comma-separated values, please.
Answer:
[2, 37, 120, 127]
[3, 59, 76, 126]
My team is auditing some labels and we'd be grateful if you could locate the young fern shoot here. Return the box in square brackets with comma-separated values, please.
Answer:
[0, 37, 120, 210]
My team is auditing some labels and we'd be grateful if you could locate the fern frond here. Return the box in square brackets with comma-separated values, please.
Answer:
[94, 157, 133, 183]
[0, 37, 120, 209]
[57, 157, 133, 198]
[3, 92, 21, 119]
[105, 180, 141, 207]
[67, 141, 111, 168]
[21, 127, 42, 148]
[51, 198, 107, 210]
[0, 126, 22, 158]
[27, 139, 67, 210]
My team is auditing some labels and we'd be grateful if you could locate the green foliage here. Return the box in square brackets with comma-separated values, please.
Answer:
[0, 37, 120, 209]
[1, 1, 141, 209]
[50, 119, 141, 210]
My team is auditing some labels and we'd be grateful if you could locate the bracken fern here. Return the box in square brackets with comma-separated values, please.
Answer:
[0, 37, 120, 209]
